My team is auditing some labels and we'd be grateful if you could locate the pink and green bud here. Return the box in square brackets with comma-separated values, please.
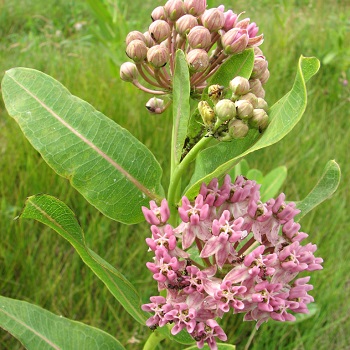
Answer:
[186, 49, 209, 72]
[228, 119, 249, 138]
[251, 56, 268, 79]
[164, 0, 185, 21]
[198, 100, 216, 126]
[147, 45, 169, 68]
[184, 0, 207, 16]
[221, 28, 248, 55]
[151, 6, 166, 21]
[125, 30, 146, 46]
[126, 39, 148, 63]
[143, 31, 155, 48]
[229, 76, 250, 95]
[240, 92, 258, 108]
[214, 99, 236, 121]
[187, 26, 211, 49]
[149, 20, 171, 43]
[249, 79, 265, 98]
[235, 100, 254, 119]
[120, 62, 139, 82]
[249, 108, 269, 130]
[201, 8, 225, 32]
[256, 97, 268, 111]
[145, 97, 166, 114]
[260, 69, 270, 85]
[175, 14, 198, 36]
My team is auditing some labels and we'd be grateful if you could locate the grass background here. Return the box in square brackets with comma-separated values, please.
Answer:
[0, 0, 349, 349]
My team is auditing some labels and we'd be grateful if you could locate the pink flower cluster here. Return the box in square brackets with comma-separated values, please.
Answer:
[142, 175, 323, 349]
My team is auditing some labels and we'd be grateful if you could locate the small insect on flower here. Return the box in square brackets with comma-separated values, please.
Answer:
[208, 84, 225, 104]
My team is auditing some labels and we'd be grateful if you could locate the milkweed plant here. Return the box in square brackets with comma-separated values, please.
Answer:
[0, 1, 341, 349]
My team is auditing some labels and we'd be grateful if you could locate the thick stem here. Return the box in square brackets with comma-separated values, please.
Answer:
[143, 331, 166, 350]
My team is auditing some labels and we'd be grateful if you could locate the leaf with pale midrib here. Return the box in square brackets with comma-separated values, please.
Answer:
[0, 295, 126, 350]
[1, 68, 164, 224]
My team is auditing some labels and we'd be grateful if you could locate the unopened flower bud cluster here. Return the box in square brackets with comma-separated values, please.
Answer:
[198, 76, 269, 141]
[120, 0, 269, 107]
[142, 175, 322, 349]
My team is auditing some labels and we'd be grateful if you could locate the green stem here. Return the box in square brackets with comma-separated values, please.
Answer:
[143, 331, 166, 350]
[168, 134, 212, 208]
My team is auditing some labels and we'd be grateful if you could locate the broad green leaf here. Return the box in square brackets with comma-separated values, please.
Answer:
[20, 194, 147, 325]
[246, 169, 264, 183]
[260, 166, 287, 202]
[184, 56, 320, 200]
[184, 344, 236, 350]
[208, 48, 255, 86]
[1, 68, 164, 224]
[295, 160, 341, 221]
[172, 50, 191, 165]
[0, 295, 125, 350]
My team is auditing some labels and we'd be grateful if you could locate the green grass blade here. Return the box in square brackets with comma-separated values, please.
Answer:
[20, 194, 147, 325]
[295, 160, 341, 221]
[260, 166, 287, 201]
[1, 68, 164, 224]
[172, 50, 191, 165]
[0, 295, 125, 350]
[184, 56, 320, 200]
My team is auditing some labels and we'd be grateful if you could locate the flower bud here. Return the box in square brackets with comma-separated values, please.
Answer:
[143, 31, 155, 47]
[221, 9, 237, 31]
[235, 100, 253, 119]
[256, 97, 268, 111]
[126, 31, 146, 46]
[240, 92, 258, 108]
[235, 18, 250, 30]
[201, 8, 225, 32]
[186, 49, 209, 72]
[221, 28, 248, 55]
[198, 101, 216, 126]
[187, 26, 211, 49]
[149, 20, 171, 43]
[228, 119, 249, 138]
[214, 99, 236, 121]
[229, 76, 250, 95]
[184, 0, 207, 16]
[151, 6, 166, 21]
[126, 39, 148, 63]
[251, 56, 268, 79]
[145, 97, 165, 114]
[259, 69, 270, 85]
[208, 84, 225, 104]
[249, 79, 265, 98]
[120, 62, 139, 82]
[164, 0, 185, 21]
[249, 108, 269, 130]
[147, 45, 169, 68]
[176, 14, 198, 36]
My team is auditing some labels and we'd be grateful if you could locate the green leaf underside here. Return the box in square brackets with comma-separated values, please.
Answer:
[1, 68, 164, 224]
[208, 48, 255, 87]
[184, 56, 320, 200]
[0, 295, 125, 350]
[20, 194, 146, 325]
[184, 344, 236, 350]
[173, 50, 191, 164]
[295, 160, 341, 221]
